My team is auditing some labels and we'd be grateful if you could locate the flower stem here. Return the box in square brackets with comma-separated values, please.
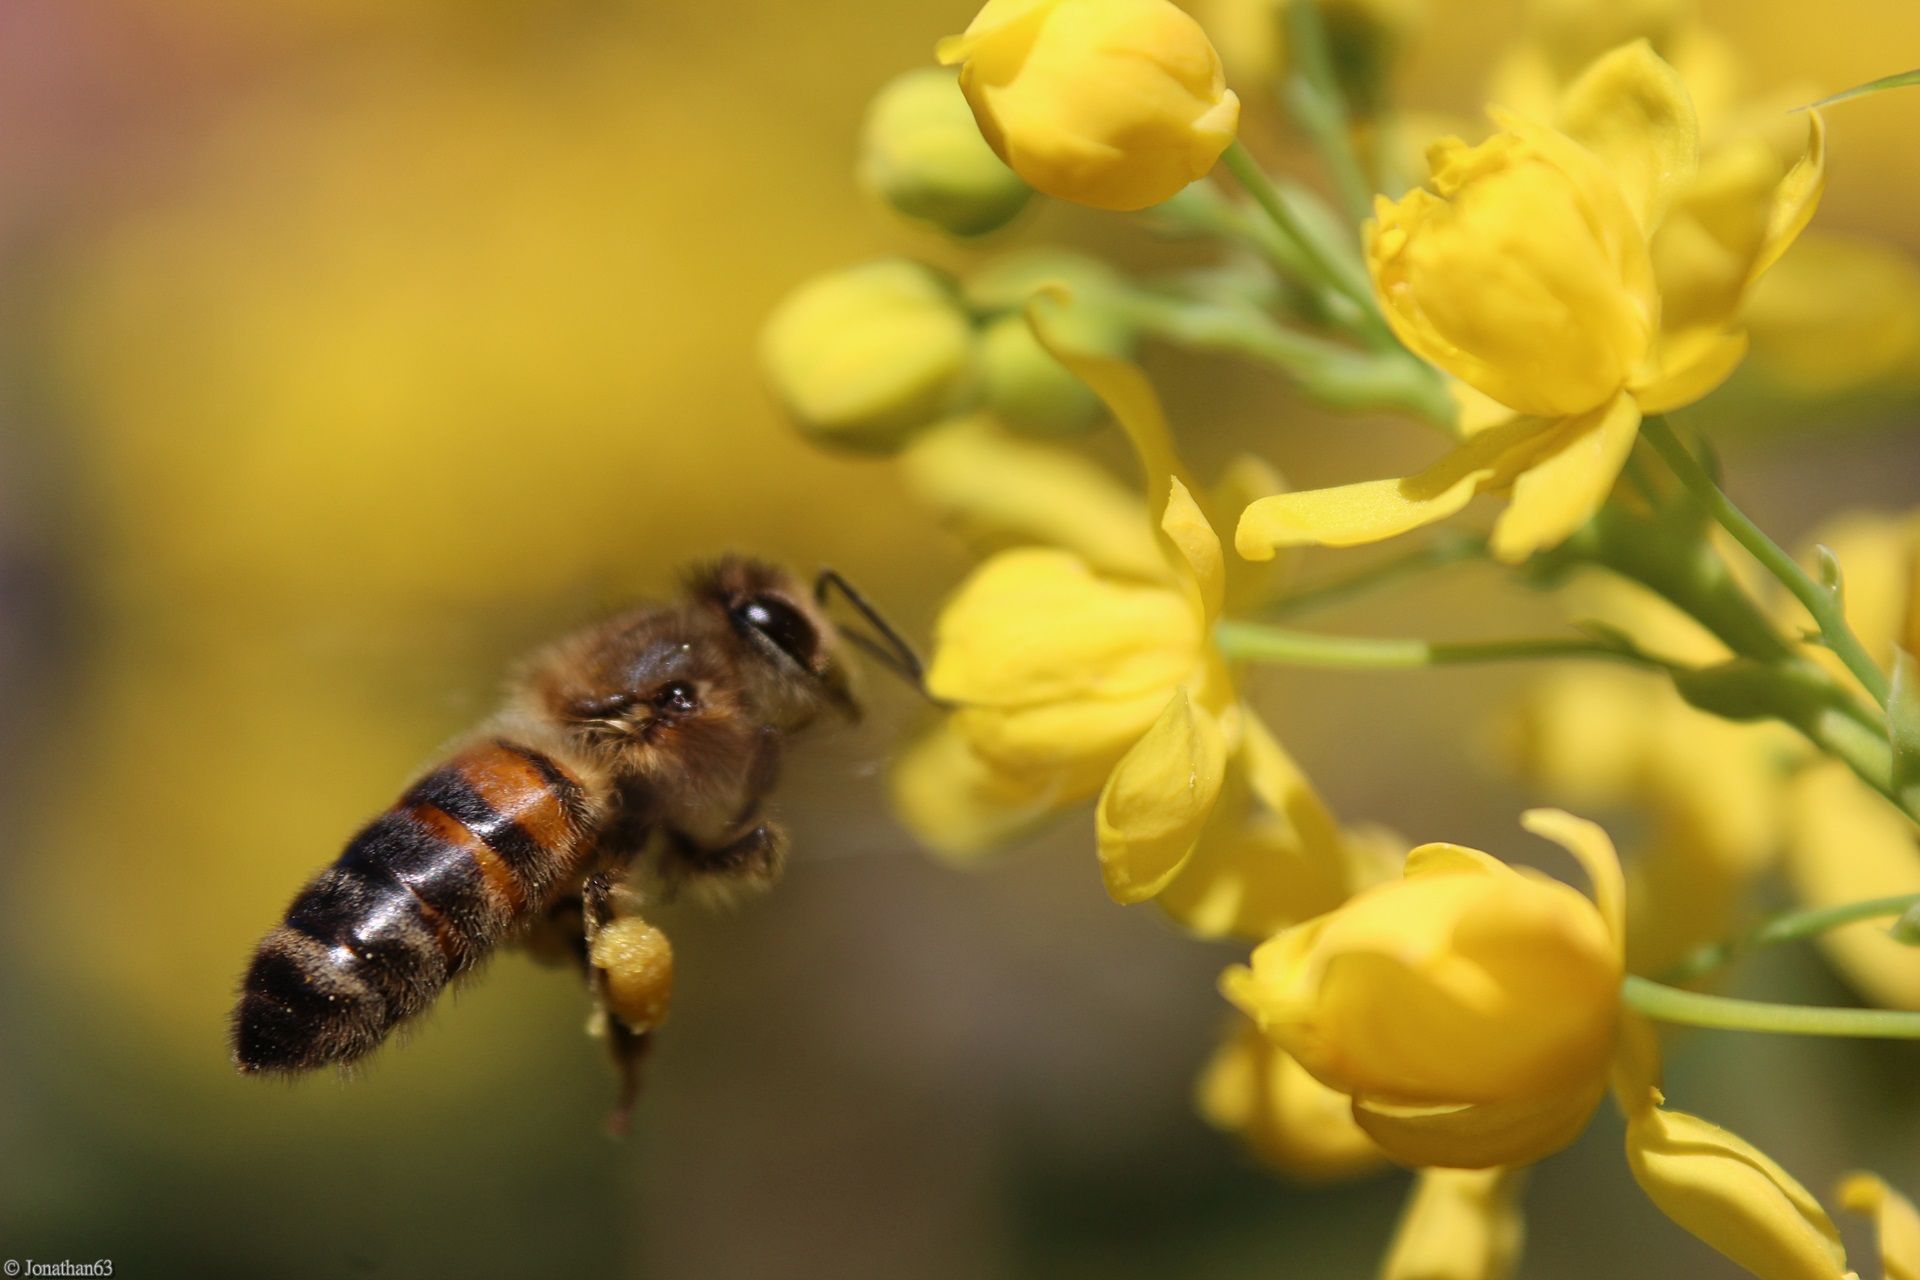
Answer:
[1279, 0, 1374, 227]
[1660, 893, 1920, 985]
[1219, 141, 1377, 320]
[1621, 974, 1920, 1039]
[1639, 414, 1893, 708]
[1215, 620, 1664, 670]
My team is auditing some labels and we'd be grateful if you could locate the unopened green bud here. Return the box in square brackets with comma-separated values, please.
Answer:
[761, 259, 975, 454]
[860, 68, 1032, 237]
[963, 249, 1125, 315]
[977, 314, 1103, 436]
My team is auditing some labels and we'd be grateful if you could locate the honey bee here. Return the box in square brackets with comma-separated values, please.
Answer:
[233, 557, 918, 1127]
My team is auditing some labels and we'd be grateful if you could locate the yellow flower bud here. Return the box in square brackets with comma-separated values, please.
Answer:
[761, 259, 975, 453]
[1221, 814, 1624, 1167]
[977, 313, 1103, 435]
[1197, 1018, 1387, 1181]
[1368, 116, 1657, 418]
[1626, 1103, 1850, 1280]
[860, 68, 1032, 237]
[937, 0, 1241, 212]
[590, 917, 674, 1034]
[1380, 1167, 1527, 1280]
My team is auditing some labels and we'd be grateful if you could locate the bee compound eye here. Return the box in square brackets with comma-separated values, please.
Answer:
[736, 595, 818, 666]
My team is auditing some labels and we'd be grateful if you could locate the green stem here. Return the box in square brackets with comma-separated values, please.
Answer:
[1121, 292, 1452, 427]
[1262, 534, 1487, 618]
[1220, 141, 1376, 319]
[1640, 415, 1892, 708]
[1215, 620, 1663, 671]
[1279, 0, 1374, 227]
[1661, 893, 1920, 985]
[1622, 974, 1920, 1039]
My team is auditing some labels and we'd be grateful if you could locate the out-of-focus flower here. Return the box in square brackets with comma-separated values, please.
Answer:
[860, 68, 1033, 236]
[1745, 233, 1920, 395]
[1785, 762, 1920, 1011]
[1237, 42, 1823, 564]
[1190, 0, 1424, 115]
[1221, 810, 1625, 1167]
[1838, 1173, 1920, 1280]
[1625, 1099, 1850, 1280]
[1197, 1016, 1388, 1181]
[1504, 576, 1793, 974]
[760, 259, 976, 453]
[937, 0, 1241, 211]
[1379, 1167, 1528, 1280]
[965, 250, 1135, 435]
[1489, 0, 1741, 130]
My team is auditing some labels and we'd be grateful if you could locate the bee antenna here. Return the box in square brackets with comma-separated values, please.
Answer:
[814, 568, 946, 708]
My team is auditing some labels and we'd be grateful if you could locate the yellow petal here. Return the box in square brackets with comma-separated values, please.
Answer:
[1354, 1074, 1607, 1169]
[1649, 138, 1779, 339]
[1381, 1167, 1528, 1280]
[1520, 808, 1627, 951]
[1237, 416, 1555, 560]
[1626, 1105, 1849, 1280]
[1633, 328, 1749, 414]
[898, 417, 1166, 583]
[1163, 475, 1226, 623]
[1096, 689, 1228, 903]
[888, 721, 1066, 862]
[1838, 1173, 1920, 1280]
[1489, 392, 1641, 563]
[1196, 1018, 1388, 1182]
[1784, 762, 1920, 1011]
[928, 548, 1199, 708]
[1404, 842, 1511, 879]
[1753, 111, 1826, 284]
[1554, 40, 1700, 233]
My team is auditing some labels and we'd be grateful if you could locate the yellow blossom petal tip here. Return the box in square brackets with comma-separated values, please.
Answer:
[1381, 1167, 1528, 1280]
[1096, 689, 1228, 903]
[1838, 1173, 1920, 1280]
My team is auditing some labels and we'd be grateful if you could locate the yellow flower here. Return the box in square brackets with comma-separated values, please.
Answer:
[760, 259, 975, 452]
[1221, 810, 1626, 1167]
[860, 68, 1032, 237]
[1625, 1100, 1850, 1280]
[1489, 0, 1742, 132]
[936, 0, 1241, 212]
[1196, 1016, 1388, 1181]
[895, 292, 1366, 933]
[1237, 42, 1823, 564]
[1380, 1167, 1528, 1280]
[1838, 1173, 1920, 1280]
[1785, 762, 1920, 1011]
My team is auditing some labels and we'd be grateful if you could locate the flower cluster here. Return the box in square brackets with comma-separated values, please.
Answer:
[762, 0, 1920, 1274]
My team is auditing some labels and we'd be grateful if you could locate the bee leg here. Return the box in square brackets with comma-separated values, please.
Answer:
[582, 873, 666, 1137]
[662, 821, 790, 900]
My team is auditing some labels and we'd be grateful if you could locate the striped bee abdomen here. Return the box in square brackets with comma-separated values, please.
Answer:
[233, 739, 594, 1073]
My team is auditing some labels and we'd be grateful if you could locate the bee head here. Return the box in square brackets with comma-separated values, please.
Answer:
[687, 556, 859, 727]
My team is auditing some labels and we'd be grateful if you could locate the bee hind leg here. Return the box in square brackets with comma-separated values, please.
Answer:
[582, 873, 671, 1136]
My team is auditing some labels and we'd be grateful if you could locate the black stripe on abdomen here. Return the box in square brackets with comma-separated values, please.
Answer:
[403, 766, 558, 897]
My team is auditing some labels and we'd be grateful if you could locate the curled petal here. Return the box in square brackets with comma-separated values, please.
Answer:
[1838, 1173, 1920, 1280]
[1237, 416, 1555, 560]
[1096, 689, 1227, 903]
[1381, 1167, 1528, 1280]
[1520, 808, 1627, 951]
[1489, 392, 1641, 563]
[1354, 1073, 1607, 1169]
[1626, 1105, 1849, 1280]
[1754, 111, 1826, 284]
[1555, 40, 1700, 233]
[888, 721, 1066, 862]
[1163, 476, 1226, 623]
[1633, 329, 1749, 414]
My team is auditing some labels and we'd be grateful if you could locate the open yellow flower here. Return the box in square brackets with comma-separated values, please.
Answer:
[896, 293, 1365, 926]
[1221, 810, 1627, 1167]
[937, 0, 1240, 211]
[1238, 41, 1823, 564]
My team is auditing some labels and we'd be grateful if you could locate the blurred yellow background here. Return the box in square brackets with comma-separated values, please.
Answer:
[2, 1, 1917, 1275]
